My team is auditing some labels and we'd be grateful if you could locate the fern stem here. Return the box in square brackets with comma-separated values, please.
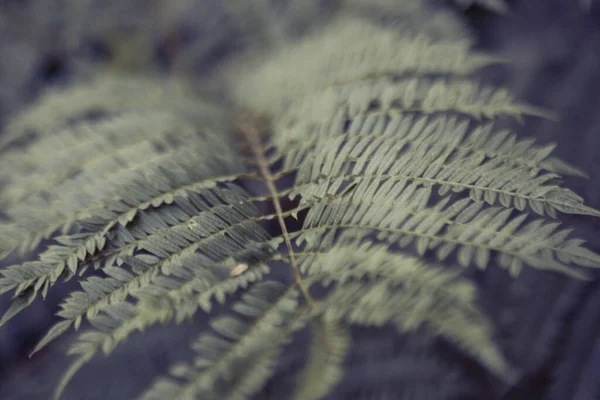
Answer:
[237, 112, 314, 306]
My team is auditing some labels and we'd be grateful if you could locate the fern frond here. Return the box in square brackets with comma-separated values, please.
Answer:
[291, 124, 593, 216]
[0, 74, 239, 263]
[272, 110, 586, 178]
[139, 281, 301, 400]
[293, 179, 599, 278]
[234, 17, 600, 279]
[292, 316, 350, 400]
[234, 16, 502, 116]
[0, 94, 237, 264]
[50, 259, 273, 400]
[0, 111, 202, 206]
[297, 237, 514, 383]
[51, 302, 139, 400]
[28, 182, 274, 353]
[0, 158, 248, 322]
[0, 132, 233, 263]
[2, 6, 600, 400]
[0, 74, 220, 152]
[0, 74, 251, 329]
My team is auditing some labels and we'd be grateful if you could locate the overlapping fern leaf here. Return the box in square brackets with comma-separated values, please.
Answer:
[1, 3, 600, 400]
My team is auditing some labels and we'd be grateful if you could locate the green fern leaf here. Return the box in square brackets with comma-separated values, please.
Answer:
[292, 316, 350, 400]
[139, 281, 301, 400]
[298, 238, 514, 382]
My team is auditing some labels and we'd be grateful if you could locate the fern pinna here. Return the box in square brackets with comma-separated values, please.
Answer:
[1, 4, 599, 400]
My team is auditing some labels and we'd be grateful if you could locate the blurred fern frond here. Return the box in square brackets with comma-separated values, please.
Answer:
[1, 1, 599, 400]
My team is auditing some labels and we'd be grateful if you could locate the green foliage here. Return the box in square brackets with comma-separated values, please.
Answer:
[1, 1, 599, 399]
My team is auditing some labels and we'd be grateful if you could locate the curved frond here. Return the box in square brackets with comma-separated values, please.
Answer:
[30, 181, 274, 353]
[298, 238, 514, 383]
[294, 176, 600, 278]
[139, 281, 301, 400]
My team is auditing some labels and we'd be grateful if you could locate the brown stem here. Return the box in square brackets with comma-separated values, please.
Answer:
[236, 111, 314, 306]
